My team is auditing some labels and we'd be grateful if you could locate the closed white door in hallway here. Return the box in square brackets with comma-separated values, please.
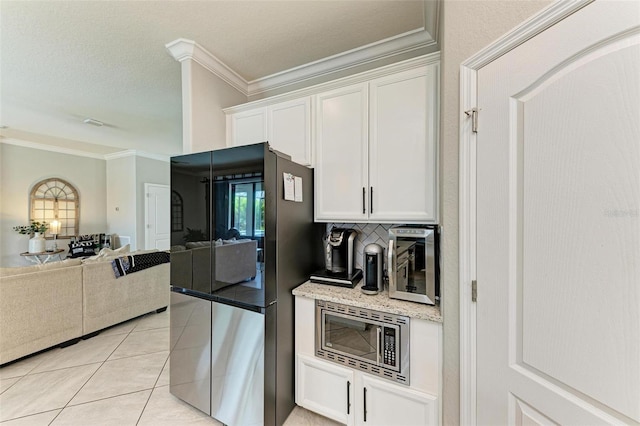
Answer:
[145, 183, 170, 251]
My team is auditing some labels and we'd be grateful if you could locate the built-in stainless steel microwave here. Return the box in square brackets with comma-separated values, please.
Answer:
[388, 226, 440, 305]
[315, 300, 409, 385]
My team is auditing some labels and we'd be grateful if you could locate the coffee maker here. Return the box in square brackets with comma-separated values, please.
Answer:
[325, 227, 357, 274]
[310, 227, 362, 288]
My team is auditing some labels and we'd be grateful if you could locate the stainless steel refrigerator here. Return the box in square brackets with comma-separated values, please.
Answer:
[169, 143, 323, 426]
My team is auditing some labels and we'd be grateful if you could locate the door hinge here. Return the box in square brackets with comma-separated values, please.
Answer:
[471, 280, 477, 302]
[465, 108, 479, 133]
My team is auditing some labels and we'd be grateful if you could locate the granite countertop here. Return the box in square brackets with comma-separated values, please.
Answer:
[292, 280, 442, 323]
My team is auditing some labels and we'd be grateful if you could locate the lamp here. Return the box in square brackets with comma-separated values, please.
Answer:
[50, 220, 61, 250]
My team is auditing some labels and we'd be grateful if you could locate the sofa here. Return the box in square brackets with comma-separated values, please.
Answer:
[0, 250, 169, 365]
[170, 239, 257, 293]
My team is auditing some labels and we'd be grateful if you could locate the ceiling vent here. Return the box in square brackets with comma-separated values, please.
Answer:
[83, 118, 104, 127]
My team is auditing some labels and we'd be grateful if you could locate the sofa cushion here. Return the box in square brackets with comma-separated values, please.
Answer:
[0, 258, 83, 277]
[82, 244, 131, 262]
[132, 249, 161, 255]
[185, 241, 211, 249]
[222, 238, 253, 245]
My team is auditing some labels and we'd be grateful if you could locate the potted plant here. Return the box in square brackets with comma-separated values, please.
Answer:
[13, 221, 49, 253]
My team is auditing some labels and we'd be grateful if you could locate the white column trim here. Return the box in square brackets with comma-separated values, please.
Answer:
[459, 63, 477, 426]
[166, 38, 249, 96]
[458, 1, 593, 424]
[181, 60, 194, 154]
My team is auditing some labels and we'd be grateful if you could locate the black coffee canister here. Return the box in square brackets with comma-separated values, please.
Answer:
[362, 243, 384, 295]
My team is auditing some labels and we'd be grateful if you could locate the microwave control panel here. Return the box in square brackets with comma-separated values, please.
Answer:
[383, 327, 396, 367]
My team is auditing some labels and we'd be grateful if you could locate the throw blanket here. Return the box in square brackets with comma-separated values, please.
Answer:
[111, 252, 170, 278]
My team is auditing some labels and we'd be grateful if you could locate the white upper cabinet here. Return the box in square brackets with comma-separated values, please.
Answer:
[226, 97, 312, 166]
[226, 108, 267, 147]
[368, 66, 438, 223]
[314, 63, 439, 223]
[224, 54, 440, 223]
[314, 83, 369, 222]
[267, 97, 312, 166]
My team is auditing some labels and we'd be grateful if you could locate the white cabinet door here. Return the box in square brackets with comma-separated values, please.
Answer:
[368, 66, 438, 223]
[360, 376, 437, 426]
[315, 83, 368, 222]
[268, 97, 312, 166]
[297, 354, 355, 426]
[226, 108, 267, 147]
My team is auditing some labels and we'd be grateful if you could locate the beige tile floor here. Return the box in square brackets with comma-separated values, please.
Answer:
[0, 309, 340, 425]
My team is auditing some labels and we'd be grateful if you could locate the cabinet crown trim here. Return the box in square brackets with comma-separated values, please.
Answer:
[223, 52, 440, 114]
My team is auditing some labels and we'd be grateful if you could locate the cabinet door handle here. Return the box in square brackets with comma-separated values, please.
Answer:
[362, 187, 366, 214]
[370, 187, 373, 214]
[363, 387, 367, 422]
[347, 380, 351, 414]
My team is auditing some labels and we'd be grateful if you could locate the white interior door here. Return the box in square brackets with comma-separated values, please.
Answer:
[145, 183, 170, 250]
[475, 2, 639, 424]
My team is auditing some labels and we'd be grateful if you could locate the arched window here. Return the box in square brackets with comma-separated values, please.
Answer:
[30, 178, 79, 238]
[171, 190, 183, 232]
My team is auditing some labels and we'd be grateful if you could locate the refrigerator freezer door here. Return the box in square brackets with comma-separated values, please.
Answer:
[170, 291, 211, 414]
[211, 301, 265, 426]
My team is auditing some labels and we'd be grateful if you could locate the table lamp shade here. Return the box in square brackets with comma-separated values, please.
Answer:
[50, 220, 61, 235]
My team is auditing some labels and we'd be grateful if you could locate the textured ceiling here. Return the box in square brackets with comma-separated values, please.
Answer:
[0, 1, 427, 156]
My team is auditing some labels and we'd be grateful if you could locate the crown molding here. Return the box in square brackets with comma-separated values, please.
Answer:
[166, 1, 440, 97]
[248, 28, 437, 95]
[1, 138, 171, 162]
[104, 149, 170, 162]
[0, 138, 107, 160]
[166, 38, 249, 96]
[223, 52, 440, 114]
[463, 0, 592, 69]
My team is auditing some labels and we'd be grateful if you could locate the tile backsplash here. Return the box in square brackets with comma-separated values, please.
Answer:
[325, 223, 397, 273]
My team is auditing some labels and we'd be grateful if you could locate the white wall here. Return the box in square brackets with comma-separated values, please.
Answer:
[181, 60, 247, 154]
[106, 155, 136, 250]
[105, 154, 170, 251]
[439, 1, 551, 424]
[0, 143, 107, 266]
[135, 156, 169, 250]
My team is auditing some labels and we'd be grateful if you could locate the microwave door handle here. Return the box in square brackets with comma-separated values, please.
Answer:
[388, 239, 394, 285]
[377, 326, 382, 365]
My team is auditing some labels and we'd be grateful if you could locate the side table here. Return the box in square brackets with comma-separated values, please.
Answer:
[20, 249, 65, 265]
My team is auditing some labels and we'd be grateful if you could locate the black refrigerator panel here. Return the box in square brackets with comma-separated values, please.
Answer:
[263, 146, 324, 307]
[170, 151, 212, 294]
[209, 144, 266, 309]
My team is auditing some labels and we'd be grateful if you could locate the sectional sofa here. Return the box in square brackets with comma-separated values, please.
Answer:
[0, 250, 169, 365]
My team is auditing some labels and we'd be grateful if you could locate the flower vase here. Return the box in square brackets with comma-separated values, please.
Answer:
[28, 232, 46, 253]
